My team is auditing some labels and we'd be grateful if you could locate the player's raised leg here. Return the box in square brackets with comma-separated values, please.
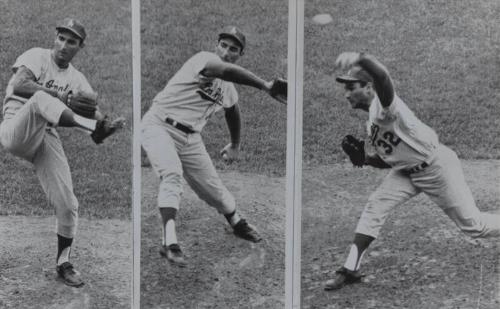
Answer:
[0, 91, 122, 158]
[32, 129, 83, 287]
[180, 135, 262, 243]
[325, 170, 418, 290]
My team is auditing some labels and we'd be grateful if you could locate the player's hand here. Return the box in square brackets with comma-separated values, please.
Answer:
[220, 143, 240, 163]
[335, 52, 361, 71]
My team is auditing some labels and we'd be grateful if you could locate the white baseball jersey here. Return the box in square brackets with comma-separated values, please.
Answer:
[366, 94, 439, 170]
[149, 51, 238, 133]
[3, 48, 93, 119]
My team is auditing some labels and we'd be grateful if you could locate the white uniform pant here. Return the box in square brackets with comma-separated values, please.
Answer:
[141, 111, 235, 214]
[0, 91, 79, 238]
[356, 145, 500, 239]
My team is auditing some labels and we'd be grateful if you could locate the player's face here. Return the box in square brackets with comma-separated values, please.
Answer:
[216, 38, 243, 63]
[343, 82, 371, 111]
[52, 31, 82, 68]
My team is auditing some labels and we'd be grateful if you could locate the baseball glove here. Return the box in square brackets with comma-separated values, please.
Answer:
[341, 135, 365, 167]
[269, 78, 287, 104]
[66, 90, 98, 118]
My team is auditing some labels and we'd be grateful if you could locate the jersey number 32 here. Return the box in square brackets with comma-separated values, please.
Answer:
[370, 124, 401, 154]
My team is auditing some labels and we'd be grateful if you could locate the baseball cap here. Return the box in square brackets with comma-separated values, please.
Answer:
[56, 18, 87, 42]
[336, 66, 373, 84]
[218, 26, 246, 50]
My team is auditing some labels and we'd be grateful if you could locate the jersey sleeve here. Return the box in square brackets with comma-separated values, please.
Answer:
[189, 51, 221, 77]
[12, 48, 46, 79]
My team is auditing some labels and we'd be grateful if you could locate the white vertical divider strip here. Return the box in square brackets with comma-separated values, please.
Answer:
[131, 0, 141, 308]
[285, 0, 304, 308]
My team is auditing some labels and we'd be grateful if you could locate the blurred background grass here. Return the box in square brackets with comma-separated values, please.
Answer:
[0, 0, 132, 218]
[303, 0, 500, 167]
[141, 0, 288, 176]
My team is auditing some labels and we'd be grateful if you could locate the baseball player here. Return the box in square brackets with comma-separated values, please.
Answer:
[0, 18, 125, 287]
[324, 52, 500, 290]
[141, 26, 286, 267]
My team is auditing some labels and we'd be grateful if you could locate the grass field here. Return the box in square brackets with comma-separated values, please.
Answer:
[141, 0, 288, 176]
[0, 0, 132, 219]
[303, 0, 500, 166]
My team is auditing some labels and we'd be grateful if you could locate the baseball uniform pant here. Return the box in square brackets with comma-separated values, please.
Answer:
[0, 91, 79, 238]
[141, 111, 236, 214]
[356, 144, 500, 239]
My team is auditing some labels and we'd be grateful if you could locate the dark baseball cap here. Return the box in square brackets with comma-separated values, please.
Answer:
[336, 66, 373, 84]
[56, 18, 87, 42]
[218, 26, 246, 50]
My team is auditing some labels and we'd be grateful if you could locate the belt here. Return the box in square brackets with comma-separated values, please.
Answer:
[404, 162, 429, 175]
[165, 117, 195, 134]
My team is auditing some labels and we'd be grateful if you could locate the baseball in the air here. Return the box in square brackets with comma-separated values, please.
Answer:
[312, 14, 333, 25]
[222, 153, 229, 161]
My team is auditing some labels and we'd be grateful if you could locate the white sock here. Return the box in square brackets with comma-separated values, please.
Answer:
[74, 114, 97, 131]
[57, 247, 71, 266]
[163, 220, 178, 246]
[343, 244, 365, 271]
[228, 212, 241, 226]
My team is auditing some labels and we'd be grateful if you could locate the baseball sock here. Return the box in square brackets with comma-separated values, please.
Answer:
[160, 207, 178, 246]
[343, 233, 374, 271]
[74, 114, 97, 131]
[58, 110, 97, 131]
[224, 210, 241, 227]
[56, 234, 73, 266]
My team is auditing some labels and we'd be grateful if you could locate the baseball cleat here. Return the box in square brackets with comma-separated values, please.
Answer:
[232, 219, 262, 243]
[56, 262, 84, 288]
[324, 267, 363, 291]
[91, 116, 125, 144]
[160, 244, 187, 267]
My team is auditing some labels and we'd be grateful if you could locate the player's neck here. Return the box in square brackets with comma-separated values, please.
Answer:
[51, 50, 70, 69]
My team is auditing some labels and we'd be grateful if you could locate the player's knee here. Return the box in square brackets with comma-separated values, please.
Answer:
[159, 171, 183, 188]
[0, 130, 22, 154]
[31, 90, 52, 102]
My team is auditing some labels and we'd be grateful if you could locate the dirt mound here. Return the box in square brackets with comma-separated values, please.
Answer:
[302, 160, 500, 309]
[0, 217, 131, 309]
[141, 169, 286, 309]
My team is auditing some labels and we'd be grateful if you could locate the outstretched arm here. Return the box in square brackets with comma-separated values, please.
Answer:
[220, 104, 241, 163]
[11, 66, 60, 99]
[335, 52, 395, 107]
[202, 60, 274, 94]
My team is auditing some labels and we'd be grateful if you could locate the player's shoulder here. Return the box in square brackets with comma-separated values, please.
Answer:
[190, 51, 218, 61]
[19, 47, 50, 59]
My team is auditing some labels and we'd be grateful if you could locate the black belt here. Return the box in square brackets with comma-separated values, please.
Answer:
[404, 162, 429, 175]
[165, 117, 195, 134]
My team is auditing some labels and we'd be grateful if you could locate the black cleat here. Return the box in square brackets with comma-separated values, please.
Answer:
[91, 116, 125, 144]
[160, 244, 187, 267]
[232, 219, 262, 243]
[56, 262, 84, 288]
[324, 267, 363, 291]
